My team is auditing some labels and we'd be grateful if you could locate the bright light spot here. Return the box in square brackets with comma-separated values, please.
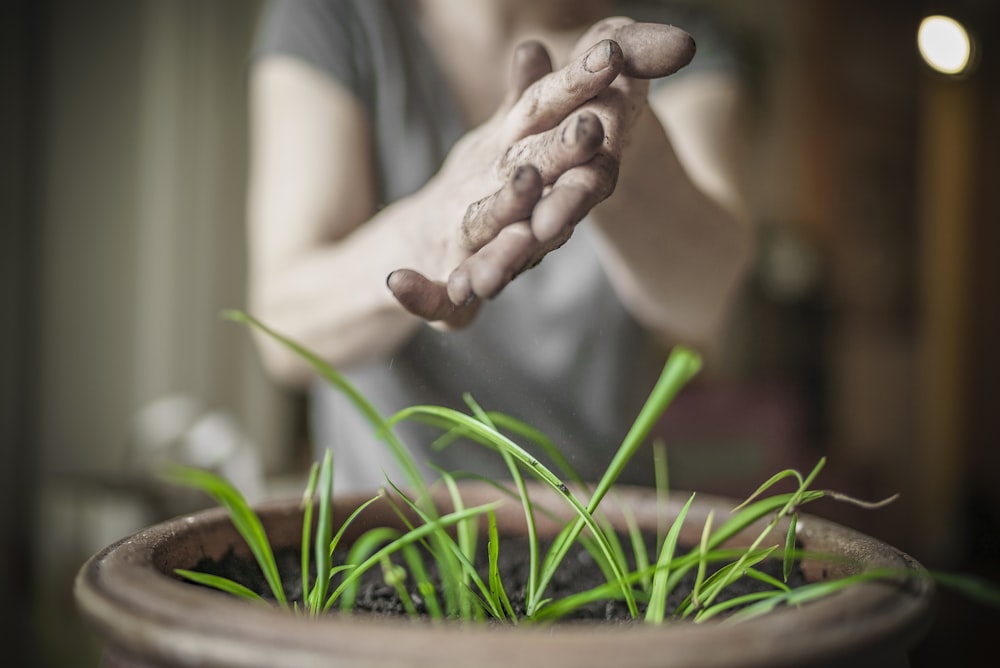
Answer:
[918, 15, 973, 75]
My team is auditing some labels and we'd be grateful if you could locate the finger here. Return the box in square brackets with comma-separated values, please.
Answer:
[460, 164, 542, 252]
[504, 38, 623, 140]
[580, 81, 645, 161]
[387, 269, 479, 327]
[503, 40, 553, 108]
[447, 222, 537, 303]
[531, 152, 620, 242]
[523, 51, 651, 245]
[498, 110, 605, 184]
[614, 22, 696, 78]
[573, 18, 695, 80]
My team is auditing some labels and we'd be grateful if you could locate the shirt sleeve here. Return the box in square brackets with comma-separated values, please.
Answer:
[251, 0, 370, 97]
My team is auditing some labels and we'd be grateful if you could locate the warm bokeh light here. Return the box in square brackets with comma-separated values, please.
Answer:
[917, 15, 973, 75]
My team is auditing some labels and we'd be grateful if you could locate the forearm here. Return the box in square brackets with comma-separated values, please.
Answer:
[248, 198, 434, 387]
[590, 103, 753, 346]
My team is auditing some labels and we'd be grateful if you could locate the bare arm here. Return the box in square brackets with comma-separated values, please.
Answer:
[589, 70, 754, 347]
[247, 57, 424, 386]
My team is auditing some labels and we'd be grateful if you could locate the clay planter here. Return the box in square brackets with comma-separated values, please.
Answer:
[75, 482, 934, 668]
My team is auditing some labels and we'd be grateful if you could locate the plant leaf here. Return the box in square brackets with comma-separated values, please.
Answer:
[484, 410, 585, 486]
[645, 492, 695, 624]
[174, 569, 267, 603]
[299, 461, 319, 611]
[783, 513, 798, 583]
[731, 469, 804, 511]
[164, 466, 287, 607]
[224, 310, 427, 496]
[309, 449, 334, 612]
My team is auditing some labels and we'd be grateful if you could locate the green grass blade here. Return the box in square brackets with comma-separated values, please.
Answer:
[731, 469, 804, 511]
[645, 492, 695, 624]
[224, 310, 427, 495]
[692, 510, 715, 611]
[523, 347, 702, 616]
[725, 568, 902, 623]
[430, 467, 477, 615]
[388, 405, 568, 490]
[599, 514, 628, 566]
[653, 439, 670, 552]
[392, 400, 638, 618]
[690, 546, 778, 620]
[783, 513, 798, 583]
[299, 461, 319, 611]
[534, 348, 702, 617]
[174, 569, 268, 603]
[799, 457, 826, 493]
[487, 511, 516, 622]
[434, 467, 477, 567]
[164, 466, 287, 607]
[399, 542, 444, 620]
[695, 463, 826, 613]
[743, 565, 793, 594]
[337, 526, 401, 611]
[708, 491, 823, 551]
[575, 532, 621, 591]
[585, 346, 701, 515]
[484, 411, 585, 486]
[381, 478, 478, 618]
[327, 495, 383, 562]
[623, 506, 651, 592]
[310, 449, 334, 612]
[694, 590, 784, 622]
[326, 502, 501, 615]
[931, 571, 1000, 608]
[466, 397, 541, 614]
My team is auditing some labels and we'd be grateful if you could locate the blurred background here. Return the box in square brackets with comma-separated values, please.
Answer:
[2, 0, 997, 665]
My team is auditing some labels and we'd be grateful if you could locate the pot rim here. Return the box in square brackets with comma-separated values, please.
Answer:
[75, 483, 935, 668]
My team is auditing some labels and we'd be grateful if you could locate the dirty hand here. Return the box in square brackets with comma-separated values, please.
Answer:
[388, 20, 695, 327]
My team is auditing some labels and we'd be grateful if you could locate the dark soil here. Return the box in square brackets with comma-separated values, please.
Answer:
[189, 534, 807, 624]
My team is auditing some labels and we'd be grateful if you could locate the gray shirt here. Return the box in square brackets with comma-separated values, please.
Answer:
[254, 0, 730, 491]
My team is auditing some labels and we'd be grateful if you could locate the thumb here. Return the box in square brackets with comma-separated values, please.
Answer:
[573, 18, 696, 80]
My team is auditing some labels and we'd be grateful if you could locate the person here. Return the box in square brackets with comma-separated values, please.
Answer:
[247, 0, 753, 491]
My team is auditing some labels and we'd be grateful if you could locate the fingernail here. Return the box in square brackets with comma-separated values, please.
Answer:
[447, 272, 473, 306]
[511, 165, 542, 196]
[583, 40, 613, 73]
[386, 269, 404, 291]
[561, 112, 600, 150]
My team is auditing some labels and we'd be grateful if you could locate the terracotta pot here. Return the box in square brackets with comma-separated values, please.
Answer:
[75, 483, 934, 668]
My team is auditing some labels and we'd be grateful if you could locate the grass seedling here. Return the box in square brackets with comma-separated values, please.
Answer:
[166, 311, 1000, 629]
[165, 465, 288, 609]
[644, 492, 694, 624]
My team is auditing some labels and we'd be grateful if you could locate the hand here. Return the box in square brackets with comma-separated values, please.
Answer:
[388, 20, 695, 326]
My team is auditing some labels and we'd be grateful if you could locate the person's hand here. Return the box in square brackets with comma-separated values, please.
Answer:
[388, 20, 695, 327]
[387, 37, 625, 327]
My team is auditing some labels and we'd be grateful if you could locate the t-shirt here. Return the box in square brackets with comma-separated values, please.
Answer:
[253, 0, 733, 492]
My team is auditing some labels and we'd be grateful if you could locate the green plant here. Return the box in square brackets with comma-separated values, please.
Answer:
[167, 311, 1000, 625]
